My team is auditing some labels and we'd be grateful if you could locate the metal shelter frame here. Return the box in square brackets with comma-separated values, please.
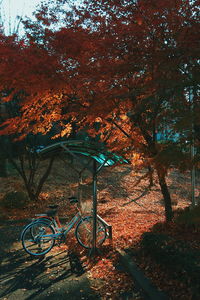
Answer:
[37, 140, 128, 255]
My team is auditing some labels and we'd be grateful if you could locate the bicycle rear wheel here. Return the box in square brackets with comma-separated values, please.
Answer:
[75, 217, 107, 249]
[22, 222, 55, 256]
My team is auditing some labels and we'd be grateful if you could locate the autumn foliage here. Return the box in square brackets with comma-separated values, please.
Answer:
[0, 0, 199, 220]
[1, 162, 199, 299]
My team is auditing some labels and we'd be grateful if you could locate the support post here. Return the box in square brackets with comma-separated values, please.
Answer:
[92, 160, 97, 254]
[190, 87, 198, 207]
[191, 143, 196, 206]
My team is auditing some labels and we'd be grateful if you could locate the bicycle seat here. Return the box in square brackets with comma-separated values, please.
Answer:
[48, 204, 59, 209]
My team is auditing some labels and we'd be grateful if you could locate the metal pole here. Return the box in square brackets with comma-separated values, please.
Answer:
[92, 160, 97, 253]
[191, 143, 196, 206]
[190, 88, 197, 207]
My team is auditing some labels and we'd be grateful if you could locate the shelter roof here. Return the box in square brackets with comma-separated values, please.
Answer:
[36, 140, 128, 167]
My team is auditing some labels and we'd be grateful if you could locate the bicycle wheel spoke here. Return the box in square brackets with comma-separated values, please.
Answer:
[78, 222, 93, 247]
[75, 217, 107, 249]
[22, 222, 55, 256]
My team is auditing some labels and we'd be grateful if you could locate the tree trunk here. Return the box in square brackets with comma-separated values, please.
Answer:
[8, 154, 55, 202]
[147, 165, 154, 188]
[0, 157, 8, 177]
[26, 184, 37, 202]
[156, 168, 173, 222]
[35, 155, 55, 200]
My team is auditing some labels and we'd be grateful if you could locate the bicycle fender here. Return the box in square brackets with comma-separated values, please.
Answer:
[19, 218, 52, 240]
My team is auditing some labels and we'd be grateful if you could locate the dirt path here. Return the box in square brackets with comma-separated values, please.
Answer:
[0, 221, 99, 300]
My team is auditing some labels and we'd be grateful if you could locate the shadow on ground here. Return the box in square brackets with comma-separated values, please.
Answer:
[0, 223, 99, 300]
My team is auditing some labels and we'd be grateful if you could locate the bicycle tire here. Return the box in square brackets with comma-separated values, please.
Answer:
[75, 216, 107, 249]
[21, 221, 55, 256]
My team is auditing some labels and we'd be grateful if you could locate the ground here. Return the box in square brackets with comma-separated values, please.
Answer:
[0, 160, 199, 299]
[0, 220, 100, 300]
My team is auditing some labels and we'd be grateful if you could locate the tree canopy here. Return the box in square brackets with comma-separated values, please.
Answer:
[0, 0, 199, 220]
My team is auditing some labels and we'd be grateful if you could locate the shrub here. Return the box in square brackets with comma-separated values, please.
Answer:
[140, 232, 200, 295]
[174, 205, 200, 228]
[1, 191, 28, 208]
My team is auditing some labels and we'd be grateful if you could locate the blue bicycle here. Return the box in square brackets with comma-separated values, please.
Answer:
[21, 198, 107, 256]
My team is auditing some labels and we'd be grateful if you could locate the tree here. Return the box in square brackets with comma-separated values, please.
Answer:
[0, 32, 57, 198]
[0, 89, 57, 200]
[55, 0, 199, 221]
[0, 0, 26, 177]
[0, 0, 199, 219]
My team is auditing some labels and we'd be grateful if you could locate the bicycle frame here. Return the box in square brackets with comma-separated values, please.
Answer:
[34, 201, 81, 229]
[63, 212, 81, 234]
[32, 212, 82, 242]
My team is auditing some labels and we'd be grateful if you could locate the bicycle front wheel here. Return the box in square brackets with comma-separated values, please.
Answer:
[75, 217, 107, 249]
[22, 222, 55, 256]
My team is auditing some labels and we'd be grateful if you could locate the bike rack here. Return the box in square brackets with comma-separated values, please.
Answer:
[97, 214, 112, 241]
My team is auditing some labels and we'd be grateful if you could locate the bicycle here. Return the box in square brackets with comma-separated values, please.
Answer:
[26, 204, 63, 239]
[21, 197, 107, 256]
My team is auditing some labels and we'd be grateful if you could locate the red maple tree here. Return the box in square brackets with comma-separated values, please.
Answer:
[0, 0, 199, 221]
